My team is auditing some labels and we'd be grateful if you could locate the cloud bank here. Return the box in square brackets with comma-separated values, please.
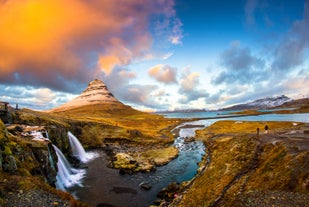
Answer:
[0, 0, 182, 93]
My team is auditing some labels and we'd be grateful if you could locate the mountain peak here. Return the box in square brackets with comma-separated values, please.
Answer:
[81, 79, 115, 99]
[48, 79, 119, 112]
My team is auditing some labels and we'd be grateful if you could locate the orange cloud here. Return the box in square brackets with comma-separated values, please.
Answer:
[148, 64, 177, 84]
[0, 0, 182, 92]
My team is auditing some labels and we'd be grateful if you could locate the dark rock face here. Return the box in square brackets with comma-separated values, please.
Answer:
[31, 145, 57, 186]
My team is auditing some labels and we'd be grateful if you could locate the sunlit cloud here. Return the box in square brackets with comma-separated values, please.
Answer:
[178, 68, 209, 104]
[148, 64, 178, 84]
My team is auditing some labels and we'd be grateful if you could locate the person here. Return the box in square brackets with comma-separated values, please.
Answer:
[257, 127, 260, 135]
[265, 125, 269, 134]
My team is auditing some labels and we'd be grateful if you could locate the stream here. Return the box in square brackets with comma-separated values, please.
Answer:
[69, 124, 207, 207]
[68, 113, 309, 206]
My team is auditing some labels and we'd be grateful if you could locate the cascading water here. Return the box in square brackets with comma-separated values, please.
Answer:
[47, 145, 56, 171]
[52, 144, 85, 191]
[68, 131, 88, 163]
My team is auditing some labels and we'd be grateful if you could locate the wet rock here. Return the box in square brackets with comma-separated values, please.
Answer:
[184, 136, 195, 143]
[139, 182, 152, 190]
[157, 182, 180, 200]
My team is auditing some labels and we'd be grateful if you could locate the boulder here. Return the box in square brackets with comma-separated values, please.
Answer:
[139, 182, 152, 190]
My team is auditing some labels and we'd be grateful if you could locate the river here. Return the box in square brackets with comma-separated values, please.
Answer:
[69, 112, 309, 207]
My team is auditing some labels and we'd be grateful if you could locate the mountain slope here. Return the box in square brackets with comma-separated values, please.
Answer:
[49, 79, 120, 112]
[221, 95, 291, 111]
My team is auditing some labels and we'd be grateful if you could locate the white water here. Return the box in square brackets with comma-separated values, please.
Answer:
[53, 144, 85, 191]
[30, 131, 49, 141]
[68, 131, 98, 163]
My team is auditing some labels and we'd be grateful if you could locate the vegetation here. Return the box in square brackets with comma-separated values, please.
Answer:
[113, 146, 178, 172]
[0, 119, 88, 206]
[173, 121, 309, 207]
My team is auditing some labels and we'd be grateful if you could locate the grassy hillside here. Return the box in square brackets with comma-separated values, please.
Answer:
[173, 121, 309, 207]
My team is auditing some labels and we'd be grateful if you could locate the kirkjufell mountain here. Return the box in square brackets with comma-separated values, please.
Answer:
[49, 79, 130, 113]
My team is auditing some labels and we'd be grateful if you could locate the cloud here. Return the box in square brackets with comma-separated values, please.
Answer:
[245, 0, 258, 25]
[0, 84, 75, 110]
[148, 64, 178, 84]
[163, 52, 174, 60]
[0, 0, 182, 93]
[212, 41, 265, 85]
[178, 69, 209, 104]
[271, 1, 309, 72]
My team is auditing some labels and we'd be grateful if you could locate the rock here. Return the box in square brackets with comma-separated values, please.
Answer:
[139, 182, 152, 190]
[153, 199, 163, 205]
[3, 155, 17, 172]
[184, 136, 195, 142]
[157, 182, 180, 200]
[7, 125, 24, 135]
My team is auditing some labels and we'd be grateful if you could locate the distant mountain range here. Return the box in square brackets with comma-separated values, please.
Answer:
[220, 95, 292, 111]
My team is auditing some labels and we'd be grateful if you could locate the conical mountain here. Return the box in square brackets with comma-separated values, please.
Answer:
[49, 79, 135, 114]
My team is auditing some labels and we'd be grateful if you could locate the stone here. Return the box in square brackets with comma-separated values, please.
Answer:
[139, 182, 152, 190]
[3, 155, 17, 172]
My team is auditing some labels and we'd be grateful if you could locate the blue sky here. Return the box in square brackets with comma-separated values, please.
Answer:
[0, 0, 308, 111]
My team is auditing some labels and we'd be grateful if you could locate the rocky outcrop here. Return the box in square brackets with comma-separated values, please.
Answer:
[1, 122, 58, 186]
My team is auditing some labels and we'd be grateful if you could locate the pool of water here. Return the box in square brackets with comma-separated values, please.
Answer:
[69, 127, 205, 207]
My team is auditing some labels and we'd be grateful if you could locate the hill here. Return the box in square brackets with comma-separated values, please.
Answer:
[221, 95, 291, 111]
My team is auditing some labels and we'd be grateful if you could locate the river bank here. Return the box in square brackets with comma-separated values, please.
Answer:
[171, 120, 309, 207]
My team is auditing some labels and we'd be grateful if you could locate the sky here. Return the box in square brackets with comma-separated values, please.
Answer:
[0, 0, 308, 111]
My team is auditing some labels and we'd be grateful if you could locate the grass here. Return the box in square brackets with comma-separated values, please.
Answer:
[174, 120, 308, 207]
[11, 105, 184, 151]
[112, 146, 179, 172]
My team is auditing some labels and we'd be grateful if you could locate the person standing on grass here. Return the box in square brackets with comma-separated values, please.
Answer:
[265, 125, 269, 134]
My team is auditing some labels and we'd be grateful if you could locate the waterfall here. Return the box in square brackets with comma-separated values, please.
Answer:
[68, 131, 88, 163]
[47, 145, 56, 171]
[52, 144, 85, 190]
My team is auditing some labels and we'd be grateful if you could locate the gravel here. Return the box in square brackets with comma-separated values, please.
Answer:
[4, 189, 70, 207]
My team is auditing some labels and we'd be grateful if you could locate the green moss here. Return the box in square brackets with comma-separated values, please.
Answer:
[3, 146, 12, 155]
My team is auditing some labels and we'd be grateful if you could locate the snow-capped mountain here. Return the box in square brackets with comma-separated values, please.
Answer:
[49, 79, 119, 112]
[246, 95, 291, 108]
[221, 95, 292, 111]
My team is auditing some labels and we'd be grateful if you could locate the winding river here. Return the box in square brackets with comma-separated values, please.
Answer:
[69, 113, 309, 207]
